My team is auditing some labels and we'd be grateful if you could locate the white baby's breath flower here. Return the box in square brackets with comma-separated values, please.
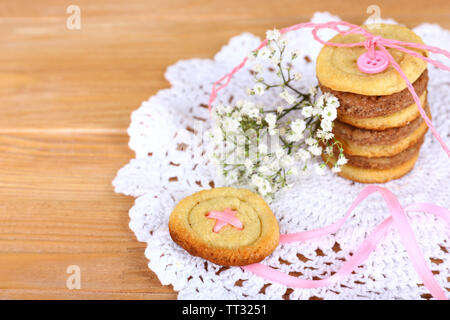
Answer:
[309, 86, 317, 96]
[280, 89, 296, 105]
[291, 167, 299, 175]
[308, 144, 322, 156]
[305, 137, 317, 146]
[277, 106, 284, 114]
[279, 36, 288, 46]
[215, 104, 225, 115]
[258, 46, 271, 60]
[247, 108, 261, 119]
[292, 49, 301, 59]
[251, 63, 263, 73]
[258, 165, 270, 174]
[322, 105, 337, 121]
[337, 155, 348, 166]
[251, 174, 272, 196]
[270, 55, 281, 65]
[315, 129, 325, 139]
[241, 101, 256, 116]
[331, 166, 342, 173]
[265, 113, 276, 127]
[275, 148, 285, 159]
[267, 44, 277, 56]
[323, 131, 334, 140]
[216, 104, 233, 115]
[290, 119, 306, 135]
[251, 174, 263, 187]
[316, 129, 334, 141]
[294, 72, 302, 81]
[315, 94, 325, 108]
[320, 120, 333, 132]
[258, 142, 268, 155]
[260, 180, 272, 195]
[268, 128, 278, 136]
[223, 117, 240, 132]
[315, 163, 326, 176]
[242, 100, 255, 110]
[253, 83, 265, 95]
[322, 92, 339, 107]
[264, 155, 276, 166]
[266, 28, 281, 41]
[231, 109, 242, 122]
[286, 132, 302, 143]
[312, 106, 322, 116]
[296, 148, 311, 162]
[302, 105, 314, 118]
[210, 127, 224, 143]
[325, 145, 334, 155]
[280, 155, 294, 168]
[244, 158, 253, 169]
[225, 170, 239, 184]
[248, 51, 257, 61]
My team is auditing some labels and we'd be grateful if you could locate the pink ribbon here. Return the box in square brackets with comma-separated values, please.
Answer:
[242, 185, 449, 300]
[208, 20, 450, 157]
[206, 208, 243, 232]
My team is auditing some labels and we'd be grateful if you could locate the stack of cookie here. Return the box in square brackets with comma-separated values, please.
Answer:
[316, 24, 429, 183]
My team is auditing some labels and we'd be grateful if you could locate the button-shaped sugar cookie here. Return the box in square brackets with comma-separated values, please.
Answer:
[317, 24, 428, 96]
[169, 187, 279, 266]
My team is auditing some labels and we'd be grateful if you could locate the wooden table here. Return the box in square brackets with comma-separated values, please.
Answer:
[0, 0, 448, 300]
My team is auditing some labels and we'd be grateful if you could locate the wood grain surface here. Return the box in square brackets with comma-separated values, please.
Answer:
[0, 0, 449, 300]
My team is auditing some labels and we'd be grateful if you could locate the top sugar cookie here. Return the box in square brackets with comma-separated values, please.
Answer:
[316, 24, 428, 96]
[169, 187, 279, 266]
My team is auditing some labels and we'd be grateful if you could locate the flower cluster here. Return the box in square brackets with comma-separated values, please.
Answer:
[208, 29, 346, 200]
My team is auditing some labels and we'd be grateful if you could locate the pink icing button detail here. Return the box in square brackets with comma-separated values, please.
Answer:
[357, 50, 389, 74]
[206, 208, 243, 233]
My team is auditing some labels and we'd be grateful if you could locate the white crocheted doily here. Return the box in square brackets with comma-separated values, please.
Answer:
[113, 12, 450, 300]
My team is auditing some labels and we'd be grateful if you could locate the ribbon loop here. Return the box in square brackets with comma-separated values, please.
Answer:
[364, 35, 382, 58]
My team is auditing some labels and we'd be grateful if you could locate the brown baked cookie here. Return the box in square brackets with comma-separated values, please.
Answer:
[336, 91, 427, 130]
[333, 102, 430, 145]
[334, 122, 427, 158]
[322, 150, 420, 183]
[333, 103, 430, 158]
[316, 24, 428, 96]
[319, 70, 428, 119]
[168, 187, 279, 266]
[344, 137, 424, 169]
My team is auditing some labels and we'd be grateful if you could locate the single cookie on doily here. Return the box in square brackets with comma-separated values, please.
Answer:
[169, 187, 280, 266]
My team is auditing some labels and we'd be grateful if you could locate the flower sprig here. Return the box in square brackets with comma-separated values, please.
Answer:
[208, 29, 347, 200]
